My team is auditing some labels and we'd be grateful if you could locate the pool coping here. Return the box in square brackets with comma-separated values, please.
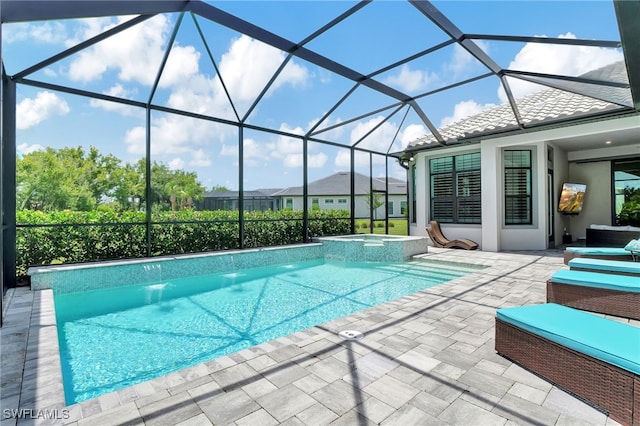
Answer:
[2, 248, 625, 425]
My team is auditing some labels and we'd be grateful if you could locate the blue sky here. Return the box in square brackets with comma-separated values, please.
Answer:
[3, 1, 624, 191]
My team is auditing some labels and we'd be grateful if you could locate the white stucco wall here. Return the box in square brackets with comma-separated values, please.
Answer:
[407, 115, 638, 252]
[287, 194, 407, 218]
[567, 161, 612, 240]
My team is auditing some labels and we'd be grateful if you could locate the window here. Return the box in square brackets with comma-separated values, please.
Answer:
[401, 201, 408, 216]
[285, 198, 293, 209]
[311, 198, 319, 210]
[324, 199, 334, 204]
[429, 153, 481, 224]
[411, 164, 416, 223]
[387, 201, 394, 215]
[504, 150, 532, 225]
[613, 158, 640, 226]
[337, 198, 347, 204]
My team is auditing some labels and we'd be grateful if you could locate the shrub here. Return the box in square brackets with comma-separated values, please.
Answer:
[16, 209, 350, 278]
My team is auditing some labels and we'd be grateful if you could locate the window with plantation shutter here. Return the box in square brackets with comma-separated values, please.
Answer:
[504, 150, 532, 225]
[429, 153, 481, 224]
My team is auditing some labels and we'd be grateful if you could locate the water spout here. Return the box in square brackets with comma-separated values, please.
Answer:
[145, 282, 168, 304]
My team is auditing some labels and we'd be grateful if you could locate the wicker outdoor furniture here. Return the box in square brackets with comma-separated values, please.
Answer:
[495, 303, 640, 426]
[563, 246, 634, 265]
[568, 258, 640, 276]
[547, 269, 640, 321]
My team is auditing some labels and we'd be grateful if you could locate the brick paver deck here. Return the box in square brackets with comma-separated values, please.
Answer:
[2, 248, 634, 425]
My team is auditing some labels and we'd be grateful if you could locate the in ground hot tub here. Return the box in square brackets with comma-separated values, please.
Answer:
[317, 234, 428, 262]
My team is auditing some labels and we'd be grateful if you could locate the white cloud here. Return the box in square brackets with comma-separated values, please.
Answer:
[68, 15, 172, 85]
[446, 41, 489, 77]
[383, 64, 437, 93]
[218, 35, 308, 109]
[283, 152, 328, 168]
[332, 117, 398, 167]
[158, 45, 201, 88]
[17, 91, 70, 130]
[89, 84, 140, 115]
[189, 149, 212, 167]
[119, 33, 310, 169]
[168, 157, 185, 170]
[220, 143, 238, 157]
[440, 100, 495, 127]
[400, 124, 427, 149]
[3, 22, 68, 44]
[499, 32, 623, 102]
[17, 143, 45, 156]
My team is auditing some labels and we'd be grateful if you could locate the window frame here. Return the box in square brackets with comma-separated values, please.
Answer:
[503, 150, 533, 225]
[612, 157, 640, 226]
[429, 152, 481, 224]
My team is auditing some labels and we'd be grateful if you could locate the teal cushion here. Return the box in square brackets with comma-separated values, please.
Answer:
[565, 247, 630, 255]
[551, 269, 640, 293]
[568, 258, 640, 275]
[624, 239, 640, 252]
[497, 303, 640, 375]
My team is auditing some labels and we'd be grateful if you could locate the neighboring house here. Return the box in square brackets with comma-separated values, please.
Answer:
[198, 189, 281, 212]
[199, 172, 409, 219]
[273, 172, 408, 219]
[403, 61, 640, 251]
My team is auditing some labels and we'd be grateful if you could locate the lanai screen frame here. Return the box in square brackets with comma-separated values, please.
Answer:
[1, 0, 640, 324]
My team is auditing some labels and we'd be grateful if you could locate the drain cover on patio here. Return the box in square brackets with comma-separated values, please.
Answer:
[338, 330, 364, 340]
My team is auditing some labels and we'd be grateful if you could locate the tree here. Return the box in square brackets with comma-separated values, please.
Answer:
[17, 146, 120, 211]
[364, 191, 385, 219]
[17, 146, 206, 212]
[209, 185, 230, 192]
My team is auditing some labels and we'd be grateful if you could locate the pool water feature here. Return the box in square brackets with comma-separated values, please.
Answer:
[54, 258, 479, 404]
[317, 234, 429, 262]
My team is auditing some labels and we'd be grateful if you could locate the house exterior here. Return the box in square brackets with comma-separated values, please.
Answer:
[404, 61, 640, 251]
[273, 172, 408, 219]
[198, 189, 281, 212]
[199, 172, 408, 219]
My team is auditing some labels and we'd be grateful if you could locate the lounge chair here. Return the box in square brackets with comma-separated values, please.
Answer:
[547, 269, 640, 320]
[563, 246, 634, 265]
[568, 258, 640, 277]
[426, 221, 478, 250]
[495, 303, 640, 426]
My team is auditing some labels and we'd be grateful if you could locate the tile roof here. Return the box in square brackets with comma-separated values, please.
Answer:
[273, 172, 407, 196]
[203, 173, 407, 198]
[407, 61, 631, 149]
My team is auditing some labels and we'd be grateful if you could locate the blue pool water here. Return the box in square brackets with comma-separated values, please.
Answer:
[54, 259, 478, 404]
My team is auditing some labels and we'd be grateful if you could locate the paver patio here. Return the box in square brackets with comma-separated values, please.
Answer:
[2, 248, 635, 425]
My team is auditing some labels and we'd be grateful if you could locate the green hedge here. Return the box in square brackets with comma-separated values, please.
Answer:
[16, 209, 350, 278]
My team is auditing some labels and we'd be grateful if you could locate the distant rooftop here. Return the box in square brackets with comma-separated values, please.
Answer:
[203, 172, 407, 198]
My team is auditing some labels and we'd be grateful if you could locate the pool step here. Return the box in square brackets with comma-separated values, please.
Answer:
[363, 243, 385, 247]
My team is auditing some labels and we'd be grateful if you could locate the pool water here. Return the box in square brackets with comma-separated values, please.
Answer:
[54, 258, 478, 404]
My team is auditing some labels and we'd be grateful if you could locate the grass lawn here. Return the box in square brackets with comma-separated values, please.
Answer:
[355, 219, 408, 236]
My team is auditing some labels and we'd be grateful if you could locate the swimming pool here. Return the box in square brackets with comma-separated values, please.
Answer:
[54, 258, 479, 404]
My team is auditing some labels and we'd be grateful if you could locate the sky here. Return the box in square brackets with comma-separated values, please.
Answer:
[2, 0, 625, 192]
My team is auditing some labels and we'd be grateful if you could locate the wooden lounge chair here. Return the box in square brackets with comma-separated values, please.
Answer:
[426, 221, 478, 250]
[495, 303, 640, 426]
[547, 269, 640, 320]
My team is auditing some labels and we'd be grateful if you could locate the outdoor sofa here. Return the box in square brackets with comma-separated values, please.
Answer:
[546, 269, 640, 321]
[495, 303, 640, 426]
[586, 225, 640, 247]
